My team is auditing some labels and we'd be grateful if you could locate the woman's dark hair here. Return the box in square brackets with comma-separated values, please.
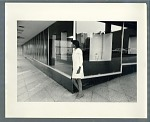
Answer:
[71, 40, 80, 48]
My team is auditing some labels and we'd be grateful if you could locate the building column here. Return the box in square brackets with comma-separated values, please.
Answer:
[61, 32, 67, 60]
[48, 28, 49, 65]
[73, 21, 76, 40]
[121, 22, 125, 72]
[51, 35, 56, 65]
[105, 23, 111, 34]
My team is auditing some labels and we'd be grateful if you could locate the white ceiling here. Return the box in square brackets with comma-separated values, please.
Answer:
[17, 21, 55, 46]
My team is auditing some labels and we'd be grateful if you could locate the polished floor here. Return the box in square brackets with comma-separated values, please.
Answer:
[17, 55, 137, 102]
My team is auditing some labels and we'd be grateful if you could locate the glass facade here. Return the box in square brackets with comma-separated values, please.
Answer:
[76, 21, 122, 76]
[22, 21, 137, 77]
[48, 21, 73, 68]
[22, 21, 73, 75]
[23, 28, 48, 65]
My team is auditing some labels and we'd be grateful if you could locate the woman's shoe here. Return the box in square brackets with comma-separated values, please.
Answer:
[76, 93, 84, 99]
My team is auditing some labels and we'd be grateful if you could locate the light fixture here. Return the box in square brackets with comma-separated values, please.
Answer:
[18, 25, 24, 28]
[67, 36, 73, 38]
[17, 36, 25, 39]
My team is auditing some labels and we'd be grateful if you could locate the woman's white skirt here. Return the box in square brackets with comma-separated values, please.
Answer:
[72, 66, 84, 79]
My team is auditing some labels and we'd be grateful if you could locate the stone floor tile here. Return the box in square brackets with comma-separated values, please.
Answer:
[25, 78, 36, 85]
[17, 92, 29, 102]
[25, 73, 45, 84]
[17, 74, 24, 81]
[44, 84, 60, 101]
[38, 80, 51, 90]
[91, 93, 109, 102]
[28, 86, 43, 98]
[38, 77, 51, 85]
[40, 89, 55, 102]
[18, 70, 32, 76]
[119, 76, 137, 90]
[17, 69, 23, 73]
[30, 89, 49, 102]
[57, 90, 76, 102]
[17, 86, 28, 96]
[126, 95, 137, 102]
[17, 78, 24, 84]
[107, 80, 124, 94]
[23, 71, 36, 78]
[17, 56, 137, 102]
[24, 98, 31, 102]
[17, 80, 26, 89]
[49, 86, 67, 102]
[40, 97, 54, 102]
[93, 85, 109, 100]
[24, 76, 39, 85]
[84, 86, 95, 93]
[42, 78, 55, 85]
[44, 82, 67, 102]
[26, 80, 41, 91]
[45, 82, 60, 93]
[26, 79, 50, 98]
[74, 90, 93, 102]
[108, 89, 128, 102]
[122, 87, 137, 99]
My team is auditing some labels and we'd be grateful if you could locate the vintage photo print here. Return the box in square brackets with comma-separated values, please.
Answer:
[5, 3, 147, 118]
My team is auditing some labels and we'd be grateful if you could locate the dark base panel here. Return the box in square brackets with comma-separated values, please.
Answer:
[83, 58, 121, 76]
[122, 64, 137, 75]
[49, 58, 55, 66]
[122, 56, 137, 63]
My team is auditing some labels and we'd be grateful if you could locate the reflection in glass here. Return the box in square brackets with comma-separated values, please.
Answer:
[47, 21, 73, 75]
[89, 33, 112, 61]
[122, 25, 137, 64]
[76, 21, 122, 76]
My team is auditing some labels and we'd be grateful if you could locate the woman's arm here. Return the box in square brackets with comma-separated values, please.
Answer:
[76, 49, 83, 74]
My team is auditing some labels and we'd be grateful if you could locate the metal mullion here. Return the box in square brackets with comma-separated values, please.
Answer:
[48, 28, 49, 65]
[120, 22, 125, 73]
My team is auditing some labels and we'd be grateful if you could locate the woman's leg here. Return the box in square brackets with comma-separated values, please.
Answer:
[76, 79, 84, 98]
[72, 79, 79, 90]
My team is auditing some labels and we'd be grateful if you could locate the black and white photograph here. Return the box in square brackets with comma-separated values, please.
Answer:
[17, 21, 137, 102]
[5, 3, 147, 118]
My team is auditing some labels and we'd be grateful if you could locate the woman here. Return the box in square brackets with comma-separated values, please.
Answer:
[71, 40, 84, 98]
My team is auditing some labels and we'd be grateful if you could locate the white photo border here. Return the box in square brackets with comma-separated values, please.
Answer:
[5, 3, 147, 118]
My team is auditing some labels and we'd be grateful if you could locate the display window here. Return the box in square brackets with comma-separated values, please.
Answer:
[22, 21, 137, 77]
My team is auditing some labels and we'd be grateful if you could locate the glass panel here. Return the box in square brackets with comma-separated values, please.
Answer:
[48, 21, 73, 75]
[76, 21, 105, 61]
[37, 34, 40, 60]
[43, 31, 45, 64]
[34, 36, 37, 59]
[36, 36, 38, 59]
[44, 29, 48, 65]
[128, 37, 137, 54]
[41, 31, 44, 63]
[122, 22, 137, 64]
[39, 33, 41, 62]
[33, 38, 35, 59]
[76, 21, 122, 76]
[89, 33, 112, 61]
